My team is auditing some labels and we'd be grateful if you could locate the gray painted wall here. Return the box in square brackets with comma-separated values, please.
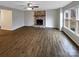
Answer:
[0, 5, 60, 30]
[24, 11, 34, 26]
[46, 9, 59, 28]
[12, 9, 24, 30]
[24, 9, 60, 28]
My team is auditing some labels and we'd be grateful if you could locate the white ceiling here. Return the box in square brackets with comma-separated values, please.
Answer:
[0, 1, 72, 11]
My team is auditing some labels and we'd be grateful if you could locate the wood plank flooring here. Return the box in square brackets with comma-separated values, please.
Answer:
[0, 26, 79, 57]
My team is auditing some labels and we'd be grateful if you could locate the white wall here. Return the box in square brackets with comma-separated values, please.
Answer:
[46, 9, 59, 28]
[56, 9, 60, 29]
[0, 6, 25, 30]
[24, 10, 59, 28]
[0, 9, 60, 30]
[54, 8, 64, 31]
[24, 11, 34, 26]
[12, 9, 24, 30]
[59, 8, 64, 31]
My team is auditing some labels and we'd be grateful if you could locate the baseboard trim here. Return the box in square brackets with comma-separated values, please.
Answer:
[12, 26, 25, 31]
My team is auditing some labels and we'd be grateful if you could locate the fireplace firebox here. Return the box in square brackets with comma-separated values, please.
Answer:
[36, 19, 43, 25]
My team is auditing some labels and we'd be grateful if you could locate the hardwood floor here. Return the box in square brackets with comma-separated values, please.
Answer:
[0, 26, 79, 57]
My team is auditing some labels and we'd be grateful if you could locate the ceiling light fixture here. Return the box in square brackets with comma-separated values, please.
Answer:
[27, 7, 32, 10]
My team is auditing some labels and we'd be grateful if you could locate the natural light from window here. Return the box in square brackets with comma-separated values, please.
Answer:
[64, 6, 79, 36]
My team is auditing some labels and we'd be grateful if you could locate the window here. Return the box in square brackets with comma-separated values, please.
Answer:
[64, 10, 70, 28]
[70, 9, 76, 32]
[64, 7, 79, 36]
[77, 8, 79, 35]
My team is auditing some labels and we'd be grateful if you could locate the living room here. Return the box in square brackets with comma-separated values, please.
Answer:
[0, 1, 79, 57]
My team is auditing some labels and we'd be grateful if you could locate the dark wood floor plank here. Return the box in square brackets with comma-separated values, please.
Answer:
[0, 27, 79, 57]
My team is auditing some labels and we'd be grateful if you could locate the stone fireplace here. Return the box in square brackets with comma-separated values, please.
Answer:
[34, 11, 46, 27]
